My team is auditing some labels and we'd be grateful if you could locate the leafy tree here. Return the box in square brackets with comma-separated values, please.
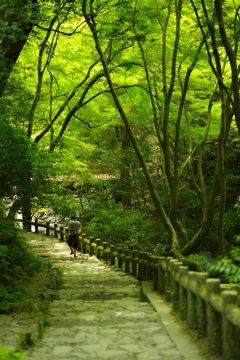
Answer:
[0, 120, 53, 221]
[1, 0, 239, 264]
[80, 0, 240, 262]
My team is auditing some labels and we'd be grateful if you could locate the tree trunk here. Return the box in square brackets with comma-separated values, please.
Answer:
[22, 197, 32, 232]
[214, 0, 240, 135]
[120, 126, 132, 207]
[0, 0, 39, 98]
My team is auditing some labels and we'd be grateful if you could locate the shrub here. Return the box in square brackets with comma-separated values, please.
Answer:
[208, 235, 240, 305]
[0, 347, 26, 360]
[82, 200, 161, 251]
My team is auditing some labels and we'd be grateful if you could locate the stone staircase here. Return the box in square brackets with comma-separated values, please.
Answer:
[3, 232, 206, 360]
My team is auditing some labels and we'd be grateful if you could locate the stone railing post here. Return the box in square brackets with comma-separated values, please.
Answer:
[132, 250, 138, 278]
[35, 218, 38, 233]
[196, 272, 208, 338]
[54, 223, 58, 239]
[78, 233, 84, 252]
[65, 227, 68, 243]
[187, 271, 197, 330]
[96, 239, 101, 259]
[117, 247, 123, 269]
[171, 261, 183, 312]
[46, 221, 50, 236]
[222, 290, 239, 360]
[124, 249, 131, 274]
[89, 237, 95, 256]
[179, 266, 188, 320]
[158, 257, 166, 295]
[82, 236, 87, 254]
[110, 245, 116, 266]
[138, 252, 144, 280]
[147, 254, 154, 281]
[152, 257, 159, 291]
[142, 252, 148, 280]
[103, 242, 108, 262]
[60, 226, 64, 241]
[165, 257, 173, 301]
[206, 278, 222, 356]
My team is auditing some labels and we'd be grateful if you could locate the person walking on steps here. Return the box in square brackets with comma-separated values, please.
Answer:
[67, 216, 82, 258]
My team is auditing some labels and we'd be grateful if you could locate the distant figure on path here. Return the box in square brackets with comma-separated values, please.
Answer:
[67, 216, 82, 258]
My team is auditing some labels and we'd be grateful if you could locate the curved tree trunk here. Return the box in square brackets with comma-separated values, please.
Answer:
[0, 0, 39, 98]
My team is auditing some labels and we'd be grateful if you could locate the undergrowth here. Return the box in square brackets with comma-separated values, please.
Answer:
[0, 347, 26, 360]
[208, 235, 240, 305]
[0, 208, 50, 313]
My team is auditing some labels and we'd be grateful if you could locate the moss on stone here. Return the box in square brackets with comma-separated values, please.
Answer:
[104, 248, 111, 254]
[125, 256, 132, 261]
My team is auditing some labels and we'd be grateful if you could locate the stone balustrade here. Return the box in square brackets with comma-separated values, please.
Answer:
[18, 218, 240, 360]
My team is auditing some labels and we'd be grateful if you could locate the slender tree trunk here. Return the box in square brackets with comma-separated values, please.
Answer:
[217, 95, 227, 255]
[120, 126, 132, 207]
[214, 0, 240, 135]
[27, 15, 59, 137]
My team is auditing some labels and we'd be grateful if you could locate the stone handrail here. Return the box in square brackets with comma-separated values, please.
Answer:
[19, 218, 240, 360]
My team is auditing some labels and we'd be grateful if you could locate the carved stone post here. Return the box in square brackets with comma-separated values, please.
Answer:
[222, 290, 239, 360]
[138, 252, 144, 280]
[82, 236, 87, 254]
[196, 272, 208, 338]
[46, 221, 50, 236]
[35, 218, 38, 233]
[171, 261, 182, 312]
[158, 257, 166, 295]
[124, 249, 131, 273]
[206, 278, 222, 355]
[117, 247, 123, 269]
[110, 245, 115, 267]
[96, 239, 101, 259]
[187, 271, 197, 329]
[60, 226, 64, 241]
[152, 257, 159, 291]
[54, 223, 58, 239]
[89, 237, 95, 256]
[179, 266, 188, 320]
[103, 242, 108, 262]
[132, 250, 138, 278]
[142, 252, 148, 280]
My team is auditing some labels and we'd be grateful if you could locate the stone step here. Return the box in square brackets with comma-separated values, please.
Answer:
[20, 232, 205, 360]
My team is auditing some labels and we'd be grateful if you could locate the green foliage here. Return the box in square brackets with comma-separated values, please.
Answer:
[0, 0, 239, 261]
[0, 347, 26, 360]
[0, 121, 55, 210]
[235, 196, 240, 216]
[154, 243, 170, 257]
[83, 199, 160, 251]
[0, 205, 50, 313]
[209, 236, 240, 304]
[43, 194, 81, 219]
[187, 254, 206, 270]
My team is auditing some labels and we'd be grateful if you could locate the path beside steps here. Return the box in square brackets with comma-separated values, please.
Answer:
[23, 233, 205, 360]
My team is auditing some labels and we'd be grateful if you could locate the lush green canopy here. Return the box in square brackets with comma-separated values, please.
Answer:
[0, 0, 240, 258]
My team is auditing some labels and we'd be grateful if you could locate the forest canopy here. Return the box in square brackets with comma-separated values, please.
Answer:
[0, 0, 240, 260]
